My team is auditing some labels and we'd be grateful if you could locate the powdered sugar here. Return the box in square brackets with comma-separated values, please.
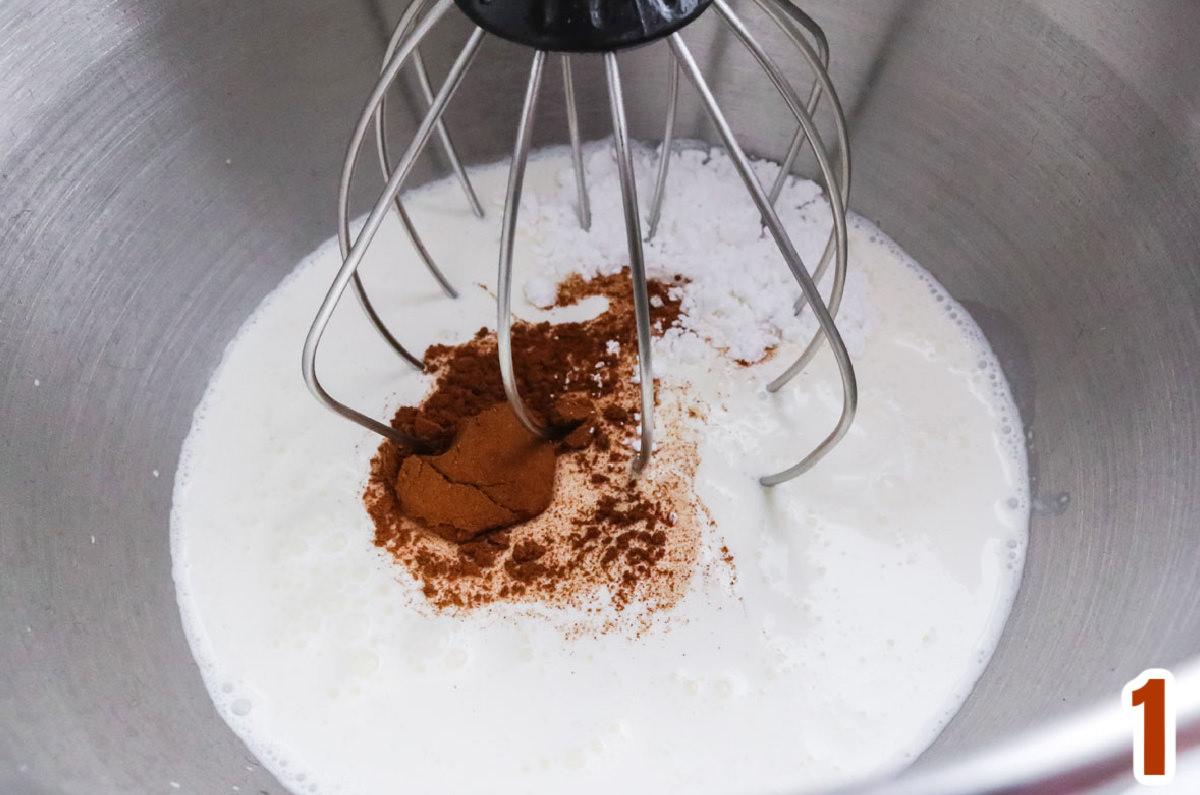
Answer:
[521, 144, 873, 365]
[523, 275, 557, 309]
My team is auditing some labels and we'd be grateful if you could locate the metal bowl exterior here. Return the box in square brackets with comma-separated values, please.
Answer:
[2, 1, 1199, 792]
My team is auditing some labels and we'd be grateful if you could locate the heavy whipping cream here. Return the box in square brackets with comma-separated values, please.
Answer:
[172, 144, 1029, 794]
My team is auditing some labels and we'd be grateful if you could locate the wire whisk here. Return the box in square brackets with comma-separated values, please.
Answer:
[302, 0, 856, 486]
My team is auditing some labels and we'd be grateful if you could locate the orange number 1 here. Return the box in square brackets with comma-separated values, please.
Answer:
[1124, 668, 1176, 784]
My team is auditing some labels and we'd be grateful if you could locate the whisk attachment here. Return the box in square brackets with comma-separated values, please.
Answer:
[303, 0, 857, 484]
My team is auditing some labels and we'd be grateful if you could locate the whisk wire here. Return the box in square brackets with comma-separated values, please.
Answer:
[749, 0, 849, 319]
[305, 18, 485, 449]
[766, 13, 828, 205]
[373, 11, 466, 300]
[716, 0, 846, 388]
[605, 52, 656, 474]
[337, 0, 449, 366]
[413, 49, 486, 219]
[375, 96, 459, 300]
[667, 30, 857, 484]
[646, 58, 679, 242]
[740, 0, 852, 387]
[496, 51, 554, 440]
[561, 55, 592, 231]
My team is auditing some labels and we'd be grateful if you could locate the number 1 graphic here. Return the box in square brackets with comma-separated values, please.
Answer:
[1124, 668, 1176, 785]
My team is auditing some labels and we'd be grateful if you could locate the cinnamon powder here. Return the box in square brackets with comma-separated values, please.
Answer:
[394, 403, 556, 542]
[364, 270, 703, 620]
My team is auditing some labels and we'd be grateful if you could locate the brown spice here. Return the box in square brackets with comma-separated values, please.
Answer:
[394, 403, 556, 542]
[554, 271, 685, 331]
[364, 269, 706, 622]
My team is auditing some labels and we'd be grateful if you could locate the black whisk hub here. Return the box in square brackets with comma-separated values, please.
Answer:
[453, 0, 713, 53]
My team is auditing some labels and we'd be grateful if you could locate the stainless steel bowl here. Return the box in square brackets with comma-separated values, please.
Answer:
[3, 1, 1199, 793]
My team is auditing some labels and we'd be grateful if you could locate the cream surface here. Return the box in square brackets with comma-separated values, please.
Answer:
[172, 145, 1029, 795]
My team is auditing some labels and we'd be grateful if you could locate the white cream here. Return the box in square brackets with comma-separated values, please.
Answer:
[172, 145, 1028, 795]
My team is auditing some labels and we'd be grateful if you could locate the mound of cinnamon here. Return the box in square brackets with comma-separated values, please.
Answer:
[395, 403, 556, 542]
[364, 270, 711, 622]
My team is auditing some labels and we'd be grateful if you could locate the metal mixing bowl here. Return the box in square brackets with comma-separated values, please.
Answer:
[3, 1, 1199, 792]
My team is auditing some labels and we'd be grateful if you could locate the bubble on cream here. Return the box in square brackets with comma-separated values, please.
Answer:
[172, 143, 1029, 795]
